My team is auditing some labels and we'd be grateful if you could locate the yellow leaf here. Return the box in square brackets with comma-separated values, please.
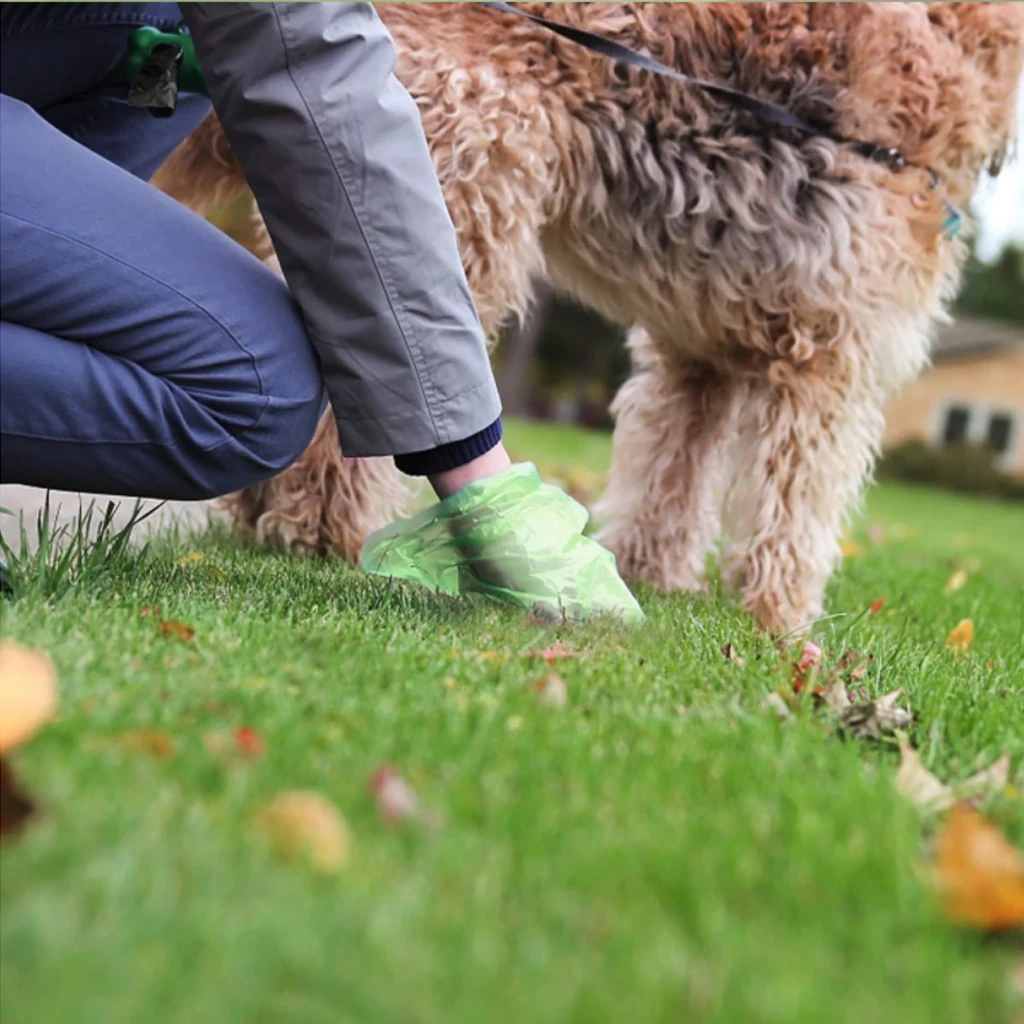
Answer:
[176, 552, 205, 565]
[157, 620, 196, 642]
[935, 804, 1024, 931]
[255, 792, 351, 875]
[104, 730, 176, 759]
[946, 619, 974, 652]
[945, 569, 969, 595]
[0, 642, 58, 755]
[840, 540, 865, 558]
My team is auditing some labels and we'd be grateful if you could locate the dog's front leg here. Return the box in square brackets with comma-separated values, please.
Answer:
[720, 346, 886, 634]
[220, 413, 411, 563]
[596, 333, 736, 593]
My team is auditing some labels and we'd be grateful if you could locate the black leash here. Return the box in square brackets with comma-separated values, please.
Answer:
[480, 2, 915, 173]
[480, 2, 963, 237]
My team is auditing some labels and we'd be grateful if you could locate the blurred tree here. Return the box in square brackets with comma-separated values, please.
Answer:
[955, 244, 1024, 325]
[496, 283, 553, 415]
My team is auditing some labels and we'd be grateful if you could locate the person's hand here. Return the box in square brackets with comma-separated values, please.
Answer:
[361, 463, 643, 625]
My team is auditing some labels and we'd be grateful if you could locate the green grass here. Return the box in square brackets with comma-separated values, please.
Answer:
[2, 422, 1022, 1024]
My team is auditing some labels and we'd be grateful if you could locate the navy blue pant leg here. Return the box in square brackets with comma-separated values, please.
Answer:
[0, 6, 325, 500]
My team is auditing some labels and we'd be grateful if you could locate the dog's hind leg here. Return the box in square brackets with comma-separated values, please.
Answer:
[720, 340, 887, 635]
[596, 331, 735, 594]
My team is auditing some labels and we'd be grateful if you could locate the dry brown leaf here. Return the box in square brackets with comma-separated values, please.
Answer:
[946, 619, 974, 653]
[838, 689, 912, 740]
[0, 759, 36, 837]
[836, 651, 874, 682]
[534, 672, 568, 708]
[720, 643, 745, 666]
[945, 569, 969, 595]
[896, 740, 954, 813]
[157, 620, 195, 642]
[1012, 958, 1024, 998]
[0, 642, 58, 755]
[821, 678, 851, 714]
[958, 755, 1011, 801]
[105, 730, 175, 759]
[897, 743, 1012, 813]
[255, 791, 351, 874]
[764, 693, 793, 721]
[935, 804, 1024, 931]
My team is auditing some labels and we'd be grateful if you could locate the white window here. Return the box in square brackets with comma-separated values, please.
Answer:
[931, 400, 1021, 471]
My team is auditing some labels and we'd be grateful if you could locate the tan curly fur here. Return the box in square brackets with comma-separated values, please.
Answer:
[154, 2, 1023, 632]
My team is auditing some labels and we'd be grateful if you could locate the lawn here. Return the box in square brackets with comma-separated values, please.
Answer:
[1, 420, 1022, 1024]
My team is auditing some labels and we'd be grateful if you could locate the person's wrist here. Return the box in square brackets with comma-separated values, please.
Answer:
[429, 442, 512, 500]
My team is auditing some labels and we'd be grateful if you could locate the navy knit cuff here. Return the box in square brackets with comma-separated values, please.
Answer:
[394, 418, 504, 477]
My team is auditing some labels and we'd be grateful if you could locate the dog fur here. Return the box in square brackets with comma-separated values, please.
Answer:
[155, 2, 1023, 632]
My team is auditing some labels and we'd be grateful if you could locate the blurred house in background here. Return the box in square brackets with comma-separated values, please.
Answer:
[883, 317, 1024, 478]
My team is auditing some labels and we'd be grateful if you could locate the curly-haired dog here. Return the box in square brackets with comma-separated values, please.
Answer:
[156, 2, 1023, 632]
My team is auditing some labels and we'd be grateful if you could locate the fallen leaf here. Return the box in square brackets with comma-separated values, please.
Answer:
[234, 726, 264, 758]
[840, 540, 865, 558]
[203, 731, 230, 757]
[935, 804, 1024, 931]
[140, 606, 161, 618]
[896, 743, 1012, 813]
[798, 641, 823, 672]
[255, 791, 351, 874]
[791, 640, 824, 693]
[764, 692, 793, 721]
[105, 730, 175, 758]
[527, 642, 581, 665]
[958, 755, 1012, 802]
[0, 759, 36, 837]
[1012, 958, 1024, 998]
[157, 620, 195, 642]
[869, 598, 886, 615]
[369, 765, 419, 825]
[946, 619, 974, 653]
[0, 642, 58, 755]
[838, 651, 874, 682]
[821, 678, 851, 714]
[720, 642, 745, 666]
[838, 689, 912, 740]
[534, 672, 568, 708]
[896, 739, 954, 812]
[945, 569, 969, 595]
[176, 552, 205, 565]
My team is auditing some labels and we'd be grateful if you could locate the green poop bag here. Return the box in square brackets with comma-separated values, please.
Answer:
[361, 463, 643, 624]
